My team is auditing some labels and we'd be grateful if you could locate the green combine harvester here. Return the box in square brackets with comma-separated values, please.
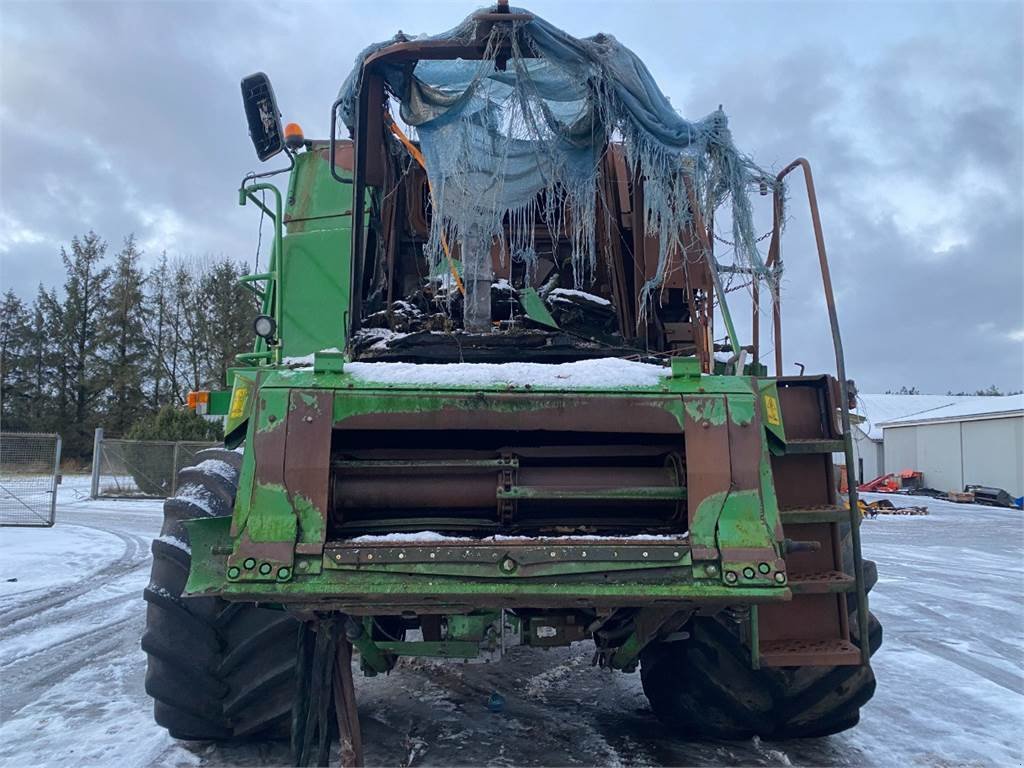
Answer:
[142, 5, 880, 764]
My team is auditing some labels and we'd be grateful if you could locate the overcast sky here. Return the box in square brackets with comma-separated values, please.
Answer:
[1, 0, 1021, 393]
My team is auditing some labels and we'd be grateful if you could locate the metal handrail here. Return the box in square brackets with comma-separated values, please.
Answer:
[239, 182, 284, 365]
[761, 157, 870, 665]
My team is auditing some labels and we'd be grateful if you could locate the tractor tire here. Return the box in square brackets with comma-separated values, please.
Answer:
[142, 447, 300, 741]
[641, 539, 881, 740]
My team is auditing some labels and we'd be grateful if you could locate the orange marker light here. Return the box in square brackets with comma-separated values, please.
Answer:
[187, 390, 210, 415]
[284, 122, 305, 150]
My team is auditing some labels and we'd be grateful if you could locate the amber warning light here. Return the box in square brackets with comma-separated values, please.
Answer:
[284, 122, 304, 151]
[187, 390, 210, 415]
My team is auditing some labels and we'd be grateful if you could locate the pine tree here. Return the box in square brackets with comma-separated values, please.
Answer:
[143, 252, 172, 410]
[24, 289, 58, 431]
[57, 232, 112, 455]
[0, 289, 31, 429]
[104, 234, 148, 434]
[195, 257, 257, 388]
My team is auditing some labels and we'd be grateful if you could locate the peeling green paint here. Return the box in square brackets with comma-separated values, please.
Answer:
[684, 396, 727, 425]
[294, 492, 324, 544]
[727, 394, 755, 426]
[714, 490, 768, 548]
[247, 483, 298, 543]
[690, 490, 728, 551]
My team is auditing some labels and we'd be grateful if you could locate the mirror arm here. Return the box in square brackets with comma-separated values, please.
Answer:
[241, 148, 295, 187]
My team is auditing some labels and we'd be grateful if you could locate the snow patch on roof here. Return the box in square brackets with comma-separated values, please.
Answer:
[853, 394, 983, 440]
[343, 358, 669, 389]
[878, 394, 1024, 428]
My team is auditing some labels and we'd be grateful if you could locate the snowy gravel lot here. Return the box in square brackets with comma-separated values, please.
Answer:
[1, 480, 1022, 767]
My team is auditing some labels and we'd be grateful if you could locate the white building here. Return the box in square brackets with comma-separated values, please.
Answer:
[879, 395, 1024, 497]
[845, 394, 978, 483]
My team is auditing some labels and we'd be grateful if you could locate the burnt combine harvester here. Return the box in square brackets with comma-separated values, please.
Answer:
[142, 4, 880, 764]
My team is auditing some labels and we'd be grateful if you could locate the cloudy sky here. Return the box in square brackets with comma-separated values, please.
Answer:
[1, 0, 1021, 393]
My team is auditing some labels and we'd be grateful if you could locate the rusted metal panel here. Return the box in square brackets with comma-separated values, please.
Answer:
[286, 390, 333, 555]
[771, 454, 833, 510]
[726, 399, 762, 491]
[682, 396, 730, 560]
[362, 74, 387, 186]
[759, 637, 861, 667]
[334, 394, 684, 435]
[782, 522, 837, 574]
[758, 593, 843, 643]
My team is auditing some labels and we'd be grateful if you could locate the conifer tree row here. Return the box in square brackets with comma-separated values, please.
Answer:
[0, 231, 257, 457]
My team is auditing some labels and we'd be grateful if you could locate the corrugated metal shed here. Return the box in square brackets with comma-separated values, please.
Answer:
[878, 395, 1024, 496]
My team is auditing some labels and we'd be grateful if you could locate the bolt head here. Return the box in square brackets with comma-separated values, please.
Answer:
[298, 560, 309, 571]
[758, 562, 771, 574]
[774, 571, 787, 584]
[724, 571, 738, 583]
[277, 567, 290, 580]
[227, 566, 240, 579]
[258, 562, 272, 575]
[705, 564, 719, 577]
[243, 558, 256, 569]
[501, 557, 517, 572]
[743, 567, 756, 579]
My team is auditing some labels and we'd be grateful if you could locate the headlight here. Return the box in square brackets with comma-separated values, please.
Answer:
[253, 314, 277, 340]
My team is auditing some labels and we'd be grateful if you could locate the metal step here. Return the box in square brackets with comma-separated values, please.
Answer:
[780, 505, 848, 524]
[783, 438, 847, 455]
[759, 638, 861, 667]
[788, 570, 856, 594]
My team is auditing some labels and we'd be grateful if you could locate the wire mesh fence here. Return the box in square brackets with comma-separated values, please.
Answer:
[92, 433, 218, 499]
[0, 432, 62, 527]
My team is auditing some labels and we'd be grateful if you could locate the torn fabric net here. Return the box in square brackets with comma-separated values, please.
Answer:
[338, 7, 776, 317]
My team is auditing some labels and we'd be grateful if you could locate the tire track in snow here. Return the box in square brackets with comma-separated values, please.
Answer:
[0, 523, 150, 626]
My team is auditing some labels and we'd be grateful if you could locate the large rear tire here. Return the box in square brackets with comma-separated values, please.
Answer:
[641, 554, 881, 740]
[142, 448, 300, 741]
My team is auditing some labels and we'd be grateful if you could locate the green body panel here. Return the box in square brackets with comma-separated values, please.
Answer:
[197, 139, 823, 667]
[279, 229, 350, 357]
[285, 146, 354, 232]
[193, 367, 791, 601]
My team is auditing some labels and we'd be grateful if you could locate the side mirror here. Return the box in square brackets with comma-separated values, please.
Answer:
[241, 72, 283, 162]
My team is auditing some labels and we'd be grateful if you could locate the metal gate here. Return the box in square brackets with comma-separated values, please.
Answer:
[90, 429, 217, 499]
[0, 432, 62, 527]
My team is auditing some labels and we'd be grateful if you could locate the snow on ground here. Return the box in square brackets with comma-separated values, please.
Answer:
[0, 487, 1021, 767]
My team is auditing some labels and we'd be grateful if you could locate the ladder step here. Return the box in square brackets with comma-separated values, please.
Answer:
[784, 438, 846, 454]
[759, 638, 861, 667]
[780, 506, 849, 524]
[788, 570, 856, 594]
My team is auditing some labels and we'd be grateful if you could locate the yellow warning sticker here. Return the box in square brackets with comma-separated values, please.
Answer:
[228, 384, 249, 421]
[763, 394, 781, 426]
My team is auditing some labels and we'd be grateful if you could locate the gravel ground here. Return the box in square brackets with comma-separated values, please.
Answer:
[1, 480, 1022, 767]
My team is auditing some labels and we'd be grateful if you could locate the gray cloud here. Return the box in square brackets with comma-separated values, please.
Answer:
[1, 0, 1021, 393]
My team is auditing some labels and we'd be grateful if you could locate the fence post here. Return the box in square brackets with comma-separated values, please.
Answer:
[90, 427, 103, 499]
[50, 435, 63, 525]
[171, 442, 181, 497]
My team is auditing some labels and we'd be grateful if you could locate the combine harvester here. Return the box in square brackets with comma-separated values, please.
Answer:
[143, 4, 880, 763]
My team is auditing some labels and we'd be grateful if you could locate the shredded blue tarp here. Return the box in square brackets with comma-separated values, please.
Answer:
[338, 7, 774, 312]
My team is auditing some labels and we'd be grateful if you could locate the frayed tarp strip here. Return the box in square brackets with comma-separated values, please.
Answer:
[337, 7, 776, 310]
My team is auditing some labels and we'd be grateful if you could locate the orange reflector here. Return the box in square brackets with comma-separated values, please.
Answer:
[187, 390, 210, 412]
